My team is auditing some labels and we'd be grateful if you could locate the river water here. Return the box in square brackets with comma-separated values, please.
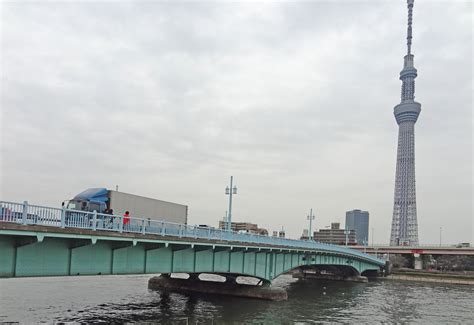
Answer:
[1, 274, 473, 324]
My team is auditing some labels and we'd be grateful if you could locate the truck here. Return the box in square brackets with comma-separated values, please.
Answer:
[64, 188, 188, 224]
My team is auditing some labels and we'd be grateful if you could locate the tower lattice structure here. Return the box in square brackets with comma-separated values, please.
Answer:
[390, 0, 421, 246]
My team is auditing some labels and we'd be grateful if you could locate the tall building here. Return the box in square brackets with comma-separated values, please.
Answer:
[345, 210, 369, 245]
[313, 223, 357, 245]
[390, 0, 421, 246]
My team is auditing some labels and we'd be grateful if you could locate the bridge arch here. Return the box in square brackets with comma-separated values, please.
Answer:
[164, 246, 382, 285]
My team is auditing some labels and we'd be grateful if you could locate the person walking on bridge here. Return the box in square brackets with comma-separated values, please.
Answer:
[123, 211, 130, 230]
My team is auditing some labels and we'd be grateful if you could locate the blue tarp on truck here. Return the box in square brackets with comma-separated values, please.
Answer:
[73, 188, 108, 203]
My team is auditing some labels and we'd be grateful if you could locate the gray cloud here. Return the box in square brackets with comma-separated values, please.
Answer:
[1, 0, 472, 244]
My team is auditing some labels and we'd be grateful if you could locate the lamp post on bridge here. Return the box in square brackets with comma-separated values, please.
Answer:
[225, 176, 237, 232]
[223, 210, 228, 229]
[439, 227, 442, 247]
[307, 209, 315, 241]
[344, 228, 350, 246]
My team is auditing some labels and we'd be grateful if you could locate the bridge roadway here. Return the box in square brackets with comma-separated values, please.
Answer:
[0, 200, 384, 285]
[351, 245, 474, 256]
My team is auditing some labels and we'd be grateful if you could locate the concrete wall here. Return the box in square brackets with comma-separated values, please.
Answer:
[109, 190, 187, 224]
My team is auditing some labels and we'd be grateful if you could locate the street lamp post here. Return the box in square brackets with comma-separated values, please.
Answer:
[363, 239, 368, 253]
[223, 210, 228, 228]
[225, 176, 237, 232]
[439, 227, 442, 247]
[307, 209, 315, 241]
[371, 227, 374, 246]
[344, 229, 350, 246]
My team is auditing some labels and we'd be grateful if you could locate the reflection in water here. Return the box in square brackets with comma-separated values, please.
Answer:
[158, 292, 172, 320]
[286, 279, 368, 321]
[183, 295, 197, 319]
[1, 274, 473, 324]
[381, 280, 421, 322]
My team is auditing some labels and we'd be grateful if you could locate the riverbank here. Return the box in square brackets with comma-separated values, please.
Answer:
[385, 269, 474, 285]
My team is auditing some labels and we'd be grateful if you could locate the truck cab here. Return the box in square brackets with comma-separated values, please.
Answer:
[65, 188, 108, 213]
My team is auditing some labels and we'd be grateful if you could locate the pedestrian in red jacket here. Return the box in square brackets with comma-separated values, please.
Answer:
[123, 211, 130, 226]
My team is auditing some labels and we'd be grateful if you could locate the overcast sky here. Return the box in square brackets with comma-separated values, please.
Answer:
[1, 0, 472, 244]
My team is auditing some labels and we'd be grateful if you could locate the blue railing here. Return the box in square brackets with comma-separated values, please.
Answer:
[0, 200, 385, 266]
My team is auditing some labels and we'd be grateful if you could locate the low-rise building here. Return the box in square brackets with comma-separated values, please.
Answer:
[300, 229, 309, 240]
[218, 220, 268, 235]
[313, 222, 357, 245]
[279, 229, 286, 238]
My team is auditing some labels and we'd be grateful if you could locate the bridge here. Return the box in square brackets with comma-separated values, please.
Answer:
[0, 200, 385, 300]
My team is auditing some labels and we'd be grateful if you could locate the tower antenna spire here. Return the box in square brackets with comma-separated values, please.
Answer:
[406, 0, 414, 55]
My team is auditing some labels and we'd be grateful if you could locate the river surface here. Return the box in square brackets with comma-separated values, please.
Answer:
[1, 274, 473, 324]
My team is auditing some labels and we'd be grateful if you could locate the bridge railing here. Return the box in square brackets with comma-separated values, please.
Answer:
[0, 201, 64, 226]
[0, 200, 385, 265]
[355, 243, 467, 248]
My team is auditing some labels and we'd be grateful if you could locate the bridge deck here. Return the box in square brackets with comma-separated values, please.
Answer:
[0, 200, 384, 280]
[1, 222, 383, 281]
[0, 200, 384, 266]
[352, 246, 474, 256]
[0, 222, 384, 265]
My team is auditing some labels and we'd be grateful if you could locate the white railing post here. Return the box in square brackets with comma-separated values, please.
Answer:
[119, 216, 123, 233]
[61, 207, 66, 228]
[142, 218, 146, 235]
[92, 210, 97, 231]
[22, 201, 28, 225]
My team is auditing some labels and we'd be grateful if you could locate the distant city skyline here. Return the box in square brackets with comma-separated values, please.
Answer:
[1, 1, 472, 244]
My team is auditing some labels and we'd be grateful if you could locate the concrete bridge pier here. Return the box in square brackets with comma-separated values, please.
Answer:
[414, 253, 423, 270]
[148, 273, 288, 301]
[188, 273, 200, 281]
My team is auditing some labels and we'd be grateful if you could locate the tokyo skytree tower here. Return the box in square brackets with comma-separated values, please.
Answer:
[390, 0, 421, 246]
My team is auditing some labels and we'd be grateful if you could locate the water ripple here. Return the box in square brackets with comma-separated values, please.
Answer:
[0, 275, 472, 324]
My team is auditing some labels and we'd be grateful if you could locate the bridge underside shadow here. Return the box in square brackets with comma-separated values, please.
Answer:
[291, 264, 377, 283]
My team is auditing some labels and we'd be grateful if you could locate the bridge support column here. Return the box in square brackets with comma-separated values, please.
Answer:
[414, 253, 423, 270]
[224, 274, 242, 285]
[188, 273, 200, 281]
[148, 274, 287, 301]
